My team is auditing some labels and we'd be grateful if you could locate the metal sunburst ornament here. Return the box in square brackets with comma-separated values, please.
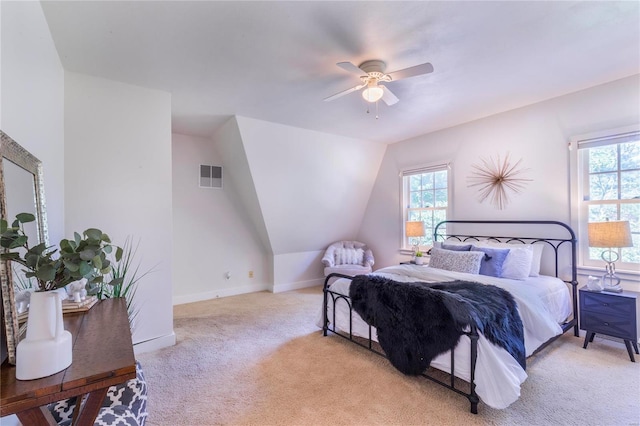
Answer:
[467, 153, 531, 210]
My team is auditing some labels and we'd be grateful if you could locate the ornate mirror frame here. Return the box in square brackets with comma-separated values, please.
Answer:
[0, 130, 49, 364]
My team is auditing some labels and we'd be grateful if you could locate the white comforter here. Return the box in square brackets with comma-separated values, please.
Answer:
[316, 265, 572, 409]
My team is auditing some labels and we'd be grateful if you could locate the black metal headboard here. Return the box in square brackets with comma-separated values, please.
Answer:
[433, 220, 579, 337]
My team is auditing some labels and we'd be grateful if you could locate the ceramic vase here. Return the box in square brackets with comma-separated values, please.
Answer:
[415, 256, 424, 265]
[16, 291, 72, 380]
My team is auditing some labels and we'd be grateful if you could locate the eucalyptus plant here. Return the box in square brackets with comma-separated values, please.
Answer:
[0, 213, 123, 292]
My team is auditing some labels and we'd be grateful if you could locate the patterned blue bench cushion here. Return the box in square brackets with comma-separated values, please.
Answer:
[94, 405, 140, 426]
[48, 360, 147, 425]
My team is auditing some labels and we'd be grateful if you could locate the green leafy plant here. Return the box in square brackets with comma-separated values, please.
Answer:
[12, 264, 34, 291]
[88, 236, 154, 330]
[415, 250, 424, 257]
[1, 213, 122, 292]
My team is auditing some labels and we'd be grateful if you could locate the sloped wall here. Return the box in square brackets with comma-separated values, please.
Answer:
[236, 116, 385, 254]
[172, 130, 271, 304]
[235, 116, 386, 291]
[173, 116, 385, 303]
[173, 116, 386, 298]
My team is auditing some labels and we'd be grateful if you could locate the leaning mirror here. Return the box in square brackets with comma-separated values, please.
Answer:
[0, 130, 48, 364]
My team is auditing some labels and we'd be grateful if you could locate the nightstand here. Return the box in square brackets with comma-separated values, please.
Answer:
[579, 287, 639, 362]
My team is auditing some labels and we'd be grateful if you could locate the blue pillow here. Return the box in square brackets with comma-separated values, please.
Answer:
[471, 246, 510, 277]
[442, 243, 472, 251]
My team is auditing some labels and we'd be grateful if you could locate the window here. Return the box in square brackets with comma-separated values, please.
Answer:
[401, 164, 450, 249]
[572, 127, 640, 271]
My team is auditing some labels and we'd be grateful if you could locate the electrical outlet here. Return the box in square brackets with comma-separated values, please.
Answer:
[248, 270, 254, 278]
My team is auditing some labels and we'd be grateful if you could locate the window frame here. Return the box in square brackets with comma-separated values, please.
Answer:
[399, 162, 451, 252]
[569, 124, 640, 274]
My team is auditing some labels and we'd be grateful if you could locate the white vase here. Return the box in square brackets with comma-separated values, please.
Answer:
[16, 291, 72, 380]
[415, 256, 424, 265]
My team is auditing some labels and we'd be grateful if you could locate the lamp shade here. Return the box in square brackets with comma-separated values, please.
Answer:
[406, 221, 425, 238]
[588, 221, 633, 248]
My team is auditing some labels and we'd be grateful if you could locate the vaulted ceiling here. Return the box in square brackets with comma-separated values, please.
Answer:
[41, 1, 640, 144]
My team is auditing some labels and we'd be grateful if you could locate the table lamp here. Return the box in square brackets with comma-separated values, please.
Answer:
[588, 220, 633, 293]
[406, 221, 425, 256]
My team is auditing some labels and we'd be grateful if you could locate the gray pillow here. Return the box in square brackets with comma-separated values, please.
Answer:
[442, 243, 472, 251]
[428, 248, 484, 274]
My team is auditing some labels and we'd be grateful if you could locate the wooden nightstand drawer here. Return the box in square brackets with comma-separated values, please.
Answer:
[581, 311, 636, 340]
[581, 291, 635, 317]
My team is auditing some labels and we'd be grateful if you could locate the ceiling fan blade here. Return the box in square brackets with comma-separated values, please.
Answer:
[336, 61, 365, 76]
[387, 62, 434, 81]
[381, 86, 399, 106]
[323, 84, 365, 102]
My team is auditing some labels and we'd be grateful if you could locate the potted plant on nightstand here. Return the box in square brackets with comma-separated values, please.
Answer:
[0, 213, 121, 380]
[414, 250, 424, 265]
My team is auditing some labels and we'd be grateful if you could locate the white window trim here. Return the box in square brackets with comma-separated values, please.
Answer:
[569, 123, 640, 276]
[398, 161, 452, 253]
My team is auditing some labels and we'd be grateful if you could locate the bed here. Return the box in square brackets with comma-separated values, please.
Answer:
[318, 220, 578, 414]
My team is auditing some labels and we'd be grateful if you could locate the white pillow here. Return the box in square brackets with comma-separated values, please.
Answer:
[501, 247, 534, 280]
[475, 240, 544, 277]
[334, 248, 364, 265]
[528, 244, 544, 277]
[428, 248, 484, 274]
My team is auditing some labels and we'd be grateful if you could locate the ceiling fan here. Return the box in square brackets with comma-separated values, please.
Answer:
[324, 59, 434, 106]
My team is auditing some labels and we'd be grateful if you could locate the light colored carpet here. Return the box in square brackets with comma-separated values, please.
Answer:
[137, 287, 640, 426]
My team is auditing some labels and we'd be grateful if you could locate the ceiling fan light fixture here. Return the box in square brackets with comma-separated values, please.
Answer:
[362, 85, 384, 103]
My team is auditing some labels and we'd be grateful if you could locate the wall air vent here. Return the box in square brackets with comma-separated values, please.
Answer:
[199, 165, 223, 188]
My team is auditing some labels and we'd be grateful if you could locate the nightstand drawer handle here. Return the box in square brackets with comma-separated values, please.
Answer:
[603, 322, 609, 326]
[601, 303, 609, 307]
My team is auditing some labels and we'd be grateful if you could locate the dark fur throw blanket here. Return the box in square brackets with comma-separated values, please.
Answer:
[349, 275, 525, 375]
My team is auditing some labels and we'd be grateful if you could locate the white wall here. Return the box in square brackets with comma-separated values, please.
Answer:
[64, 72, 174, 351]
[0, 3, 65, 424]
[0, 0, 65, 244]
[172, 116, 386, 302]
[237, 116, 386, 255]
[360, 75, 640, 292]
[213, 117, 273, 256]
[172, 132, 270, 304]
[236, 116, 386, 292]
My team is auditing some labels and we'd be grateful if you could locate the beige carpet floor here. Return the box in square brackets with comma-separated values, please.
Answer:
[137, 286, 640, 426]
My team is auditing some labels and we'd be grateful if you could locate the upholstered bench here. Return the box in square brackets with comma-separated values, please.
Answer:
[47, 361, 148, 426]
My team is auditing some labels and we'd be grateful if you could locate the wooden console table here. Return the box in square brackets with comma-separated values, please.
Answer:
[1, 298, 136, 425]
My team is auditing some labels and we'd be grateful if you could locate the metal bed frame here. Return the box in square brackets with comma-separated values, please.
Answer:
[322, 220, 579, 414]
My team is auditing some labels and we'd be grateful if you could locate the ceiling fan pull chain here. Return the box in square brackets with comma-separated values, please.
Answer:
[375, 100, 379, 120]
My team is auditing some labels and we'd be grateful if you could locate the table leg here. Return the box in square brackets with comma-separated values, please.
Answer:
[16, 406, 57, 426]
[72, 387, 109, 426]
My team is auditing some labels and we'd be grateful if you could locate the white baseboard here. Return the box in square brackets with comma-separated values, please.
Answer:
[172, 282, 270, 306]
[272, 278, 324, 293]
[133, 332, 176, 356]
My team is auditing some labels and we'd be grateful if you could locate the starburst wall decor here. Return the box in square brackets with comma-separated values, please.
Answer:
[467, 153, 531, 210]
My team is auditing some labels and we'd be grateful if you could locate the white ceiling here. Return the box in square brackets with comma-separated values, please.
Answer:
[41, 1, 640, 144]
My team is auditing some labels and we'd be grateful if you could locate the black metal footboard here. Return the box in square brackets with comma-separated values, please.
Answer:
[321, 273, 481, 414]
